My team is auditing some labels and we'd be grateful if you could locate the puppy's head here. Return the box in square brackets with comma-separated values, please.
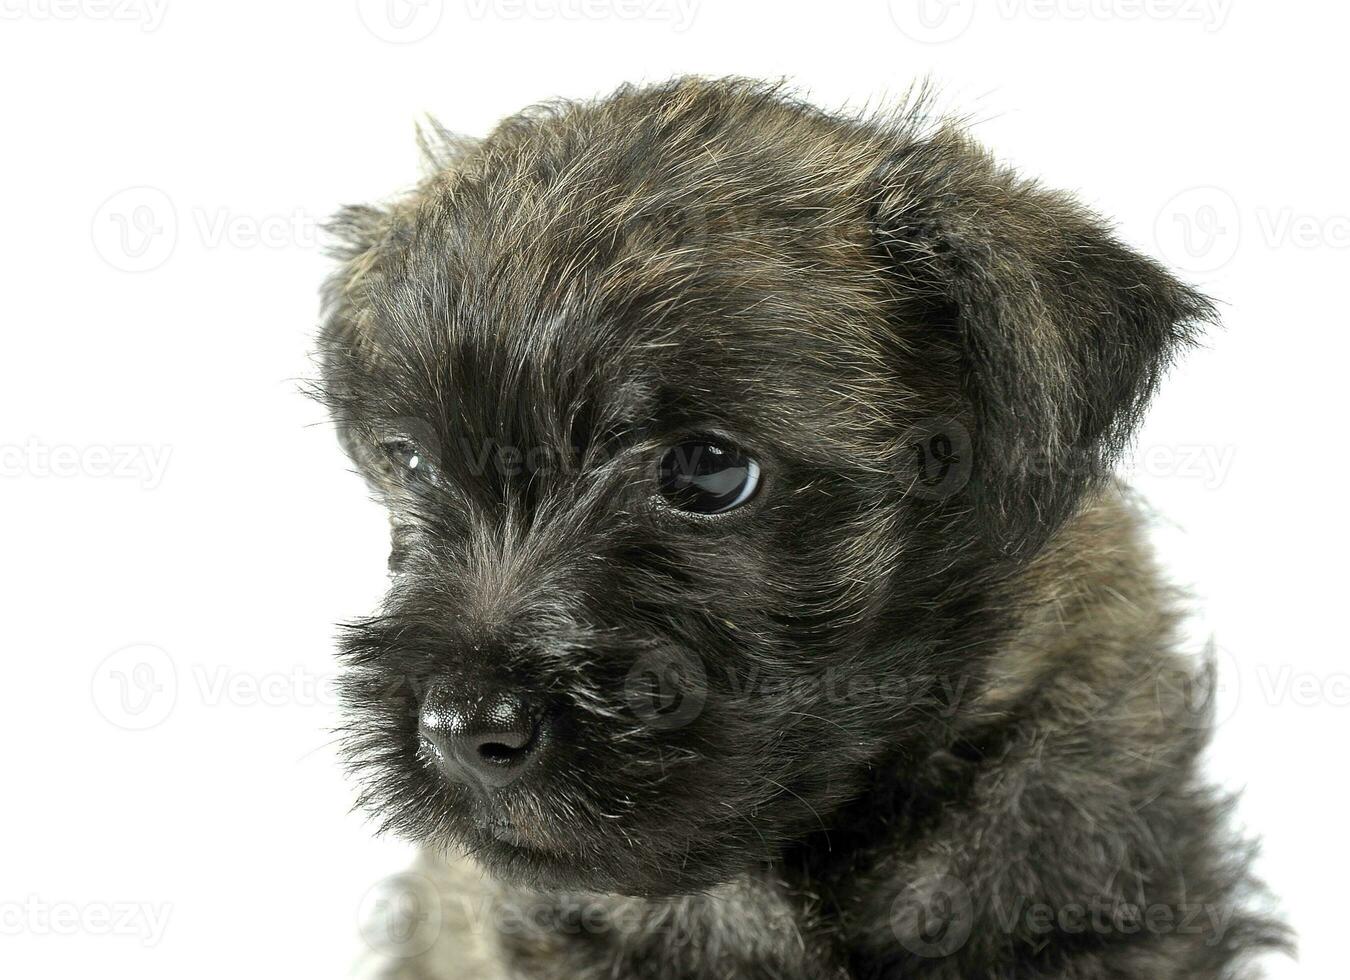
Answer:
[318, 79, 1208, 896]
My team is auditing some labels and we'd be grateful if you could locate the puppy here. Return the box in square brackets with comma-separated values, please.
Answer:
[317, 78, 1288, 979]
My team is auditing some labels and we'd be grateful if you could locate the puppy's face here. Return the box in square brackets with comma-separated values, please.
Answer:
[319, 80, 1207, 896]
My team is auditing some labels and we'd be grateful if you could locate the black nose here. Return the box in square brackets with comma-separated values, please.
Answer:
[418, 684, 542, 788]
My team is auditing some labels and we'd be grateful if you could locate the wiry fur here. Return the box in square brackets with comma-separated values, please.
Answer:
[316, 78, 1289, 978]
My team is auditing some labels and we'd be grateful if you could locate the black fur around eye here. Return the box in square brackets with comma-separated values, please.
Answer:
[657, 440, 761, 515]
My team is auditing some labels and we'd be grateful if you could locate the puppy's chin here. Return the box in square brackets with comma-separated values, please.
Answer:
[463, 828, 742, 898]
[438, 794, 757, 897]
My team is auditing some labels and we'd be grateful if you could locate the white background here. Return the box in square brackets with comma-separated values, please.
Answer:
[1, 2, 1344, 976]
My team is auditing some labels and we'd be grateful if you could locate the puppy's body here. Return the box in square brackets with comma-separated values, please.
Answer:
[321, 79, 1286, 978]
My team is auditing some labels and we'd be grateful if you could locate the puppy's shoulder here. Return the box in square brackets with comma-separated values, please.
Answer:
[359, 849, 508, 980]
[979, 483, 1187, 717]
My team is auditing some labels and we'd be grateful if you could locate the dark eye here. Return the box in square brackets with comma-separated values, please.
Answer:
[657, 440, 762, 515]
[381, 439, 429, 479]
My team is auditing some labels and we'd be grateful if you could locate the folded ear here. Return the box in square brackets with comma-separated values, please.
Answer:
[319, 202, 395, 362]
[874, 129, 1214, 559]
[316, 123, 479, 468]
[316, 201, 398, 468]
[319, 119, 479, 378]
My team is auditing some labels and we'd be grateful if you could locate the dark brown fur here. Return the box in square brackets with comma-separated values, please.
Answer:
[318, 78, 1288, 978]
